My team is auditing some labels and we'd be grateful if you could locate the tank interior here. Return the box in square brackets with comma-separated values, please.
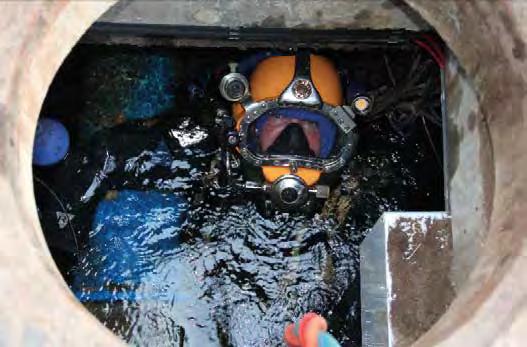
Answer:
[1, 0, 523, 346]
[32, 20, 447, 347]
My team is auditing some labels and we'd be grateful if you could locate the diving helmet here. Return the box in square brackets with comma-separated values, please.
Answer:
[218, 51, 370, 210]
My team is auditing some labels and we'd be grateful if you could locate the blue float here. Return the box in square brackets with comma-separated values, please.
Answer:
[32, 118, 70, 166]
[72, 190, 188, 302]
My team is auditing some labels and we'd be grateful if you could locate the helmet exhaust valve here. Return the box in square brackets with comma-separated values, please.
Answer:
[270, 175, 309, 209]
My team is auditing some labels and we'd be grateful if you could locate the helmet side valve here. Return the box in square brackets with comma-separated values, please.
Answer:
[219, 62, 250, 102]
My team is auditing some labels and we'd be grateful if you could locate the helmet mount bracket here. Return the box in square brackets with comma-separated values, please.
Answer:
[279, 51, 322, 108]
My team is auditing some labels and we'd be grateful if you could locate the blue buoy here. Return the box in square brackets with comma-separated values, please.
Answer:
[32, 118, 70, 166]
[72, 190, 188, 302]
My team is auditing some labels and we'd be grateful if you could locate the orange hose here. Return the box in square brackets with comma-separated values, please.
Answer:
[284, 313, 329, 347]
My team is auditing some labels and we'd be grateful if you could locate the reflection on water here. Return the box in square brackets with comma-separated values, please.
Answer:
[81, 204, 359, 346]
[64, 117, 441, 346]
[67, 132, 363, 346]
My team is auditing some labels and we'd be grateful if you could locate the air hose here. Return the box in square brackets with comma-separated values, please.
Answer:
[284, 313, 341, 347]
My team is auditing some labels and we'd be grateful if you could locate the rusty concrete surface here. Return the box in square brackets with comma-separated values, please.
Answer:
[0, 0, 525, 346]
[387, 214, 453, 347]
[361, 212, 453, 347]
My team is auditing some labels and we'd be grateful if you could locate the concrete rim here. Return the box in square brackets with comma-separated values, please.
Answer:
[0, 1, 524, 345]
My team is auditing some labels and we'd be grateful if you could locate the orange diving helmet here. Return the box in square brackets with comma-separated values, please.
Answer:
[219, 51, 370, 210]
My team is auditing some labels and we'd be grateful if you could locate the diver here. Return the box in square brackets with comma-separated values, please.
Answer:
[207, 50, 372, 214]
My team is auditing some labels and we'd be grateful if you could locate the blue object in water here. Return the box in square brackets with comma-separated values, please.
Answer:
[72, 190, 188, 302]
[123, 56, 176, 120]
[290, 318, 342, 347]
[32, 118, 70, 166]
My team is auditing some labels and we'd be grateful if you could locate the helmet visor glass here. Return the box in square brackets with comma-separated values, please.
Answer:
[248, 107, 339, 159]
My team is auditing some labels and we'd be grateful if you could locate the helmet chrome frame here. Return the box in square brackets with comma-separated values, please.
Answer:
[238, 98, 358, 173]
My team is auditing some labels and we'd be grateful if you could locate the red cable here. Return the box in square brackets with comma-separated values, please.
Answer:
[413, 39, 445, 69]
[422, 34, 446, 62]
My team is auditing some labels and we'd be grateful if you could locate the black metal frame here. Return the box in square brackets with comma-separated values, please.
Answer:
[84, 22, 438, 47]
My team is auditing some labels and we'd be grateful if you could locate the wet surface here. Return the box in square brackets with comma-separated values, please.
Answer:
[33, 43, 443, 346]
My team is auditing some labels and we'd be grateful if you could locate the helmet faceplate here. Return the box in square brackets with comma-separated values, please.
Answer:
[233, 52, 359, 186]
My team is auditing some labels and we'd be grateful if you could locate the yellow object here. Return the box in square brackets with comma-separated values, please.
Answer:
[262, 167, 322, 186]
[354, 97, 370, 112]
[234, 54, 343, 185]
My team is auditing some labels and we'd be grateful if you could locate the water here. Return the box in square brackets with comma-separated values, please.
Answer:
[61, 127, 363, 346]
[33, 44, 444, 346]
[81, 205, 359, 346]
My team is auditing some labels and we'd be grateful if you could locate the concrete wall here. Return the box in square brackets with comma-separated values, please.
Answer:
[0, 2, 121, 345]
[0, 0, 525, 346]
[445, 56, 488, 290]
[99, 0, 430, 30]
[407, 1, 527, 346]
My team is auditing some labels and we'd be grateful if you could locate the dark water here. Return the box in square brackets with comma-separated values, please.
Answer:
[84, 205, 358, 346]
[34, 44, 444, 347]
